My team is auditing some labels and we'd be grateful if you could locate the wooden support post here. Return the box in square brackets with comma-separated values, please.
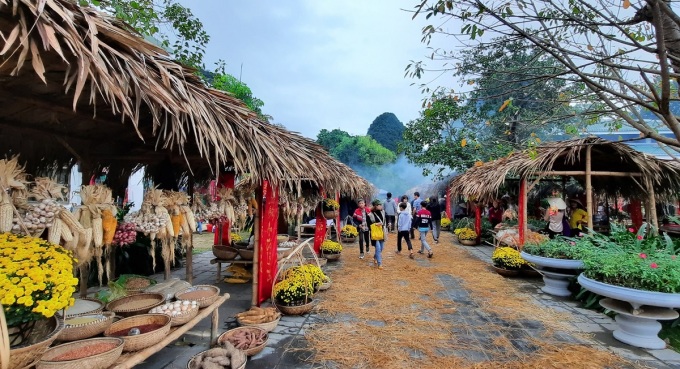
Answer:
[647, 178, 659, 234]
[211, 307, 219, 346]
[186, 244, 193, 285]
[586, 145, 593, 231]
[79, 264, 88, 298]
[519, 178, 527, 248]
[251, 186, 262, 307]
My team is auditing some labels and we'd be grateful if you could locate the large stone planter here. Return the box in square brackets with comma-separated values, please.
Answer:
[578, 274, 680, 349]
[520, 252, 584, 297]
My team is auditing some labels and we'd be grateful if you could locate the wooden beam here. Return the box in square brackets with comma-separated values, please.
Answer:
[519, 178, 527, 248]
[252, 186, 262, 307]
[646, 177, 659, 234]
[537, 171, 642, 177]
[586, 146, 593, 231]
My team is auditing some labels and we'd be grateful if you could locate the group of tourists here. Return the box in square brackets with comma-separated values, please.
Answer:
[352, 192, 444, 269]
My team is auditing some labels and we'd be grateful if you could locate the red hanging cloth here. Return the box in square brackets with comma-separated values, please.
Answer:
[256, 180, 279, 305]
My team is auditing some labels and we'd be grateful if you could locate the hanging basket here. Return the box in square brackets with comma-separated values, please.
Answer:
[275, 299, 316, 316]
[322, 252, 341, 261]
[340, 236, 356, 243]
[322, 210, 337, 220]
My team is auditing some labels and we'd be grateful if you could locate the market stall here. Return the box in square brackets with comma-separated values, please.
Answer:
[449, 137, 680, 247]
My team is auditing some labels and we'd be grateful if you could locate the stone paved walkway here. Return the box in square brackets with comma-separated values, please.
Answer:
[95, 237, 680, 368]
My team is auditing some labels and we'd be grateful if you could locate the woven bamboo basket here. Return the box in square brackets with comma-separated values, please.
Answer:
[276, 234, 289, 243]
[8, 315, 63, 369]
[318, 279, 332, 291]
[236, 313, 281, 333]
[322, 210, 337, 220]
[118, 276, 156, 293]
[105, 293, 165, 318]
[63, 298, 104, 317]
[237, 248, 254, 260]
[103, 314, 171, 352]
[459, 239, 479, 246]
[322, 252, 341, 261]
[36, 337, 124, 369]
[305, 257, 327, 267]
[493, 266, 521, 277]
[174, 285, 220, 308]
[218, 326, 268, 356]
[0, 306, 8, 369]
[274, 299, 315, 316]
[59, 312, 115, 342]
[186, 350, 246, 369]
[212, 245, 238, 260]
[169, 305, 199, 327]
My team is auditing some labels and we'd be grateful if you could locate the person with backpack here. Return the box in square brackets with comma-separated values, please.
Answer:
[384, 192, 398, 233]
[415, 199, 433, 258]
[353, 199, 371, 259]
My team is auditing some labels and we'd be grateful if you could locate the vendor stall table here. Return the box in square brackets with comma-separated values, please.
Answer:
[210, 258, 253, 283]
[107, 293, 230, 369]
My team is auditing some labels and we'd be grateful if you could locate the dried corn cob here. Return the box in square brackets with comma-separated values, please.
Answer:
[101, 209, 117, 245]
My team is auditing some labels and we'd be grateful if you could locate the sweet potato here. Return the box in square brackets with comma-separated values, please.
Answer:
[204, 348, 229, 358]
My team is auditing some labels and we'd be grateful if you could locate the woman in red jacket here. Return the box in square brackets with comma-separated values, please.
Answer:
[353, 199, 371, 259]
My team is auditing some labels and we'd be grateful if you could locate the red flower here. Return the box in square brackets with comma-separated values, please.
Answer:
[639, 253, 647, 259]
[628, 228, 635, 232]
[569, 242, 576, 246]
[650, 263, 658, 269]
[673, 255, 677, 260]
[637, 235, 643, 240]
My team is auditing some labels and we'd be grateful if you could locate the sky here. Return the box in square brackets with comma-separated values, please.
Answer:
[175, 1, 446, 139]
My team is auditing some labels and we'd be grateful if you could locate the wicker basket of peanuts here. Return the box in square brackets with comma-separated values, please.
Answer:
[235, 306, 281, 333]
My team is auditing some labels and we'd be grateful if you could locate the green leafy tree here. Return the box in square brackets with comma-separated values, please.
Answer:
[332, 136, 397, 166]
[408, 0, 680, 154]
[367, 113, 405, 152]
[317, 129, 352, 153]
[80, 0, 209, 67]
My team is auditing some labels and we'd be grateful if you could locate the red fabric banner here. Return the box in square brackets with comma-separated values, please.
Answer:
[518, 179, 526, 247]
[257, 180, 279, 305]
[446, 187, 452, 219]
[475, 204, 482, 244]
[313, 205, 327, 255]
[630, 199, 643, 230]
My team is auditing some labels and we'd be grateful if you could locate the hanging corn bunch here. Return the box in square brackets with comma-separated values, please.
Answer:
[74, 184, 118, 286]
[216, 187, 237, 223]
[167, 190, 195, 251]
[0, 157, 29, 233]
[30, 177, 84, 247]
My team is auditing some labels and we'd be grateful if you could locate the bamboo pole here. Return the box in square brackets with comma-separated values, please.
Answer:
[210, 306, 219, 346]
[586, 146, 593, 231]
[646, 177, 659, 234]
[537, 170, 642, 177]
[251, 186, 262, 307]
[297, 179, 302, 240]
[519, 178, 527, 248]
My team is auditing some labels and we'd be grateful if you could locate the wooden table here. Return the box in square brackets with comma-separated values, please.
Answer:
[108, 293, 230, 369]
[210, 258, 253, 282]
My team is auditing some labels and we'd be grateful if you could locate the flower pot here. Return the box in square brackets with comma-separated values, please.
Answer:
[275, 299, 316, 315]
[493, 266, 520, 277]
[322, 252, 341, 261]
[340, 236, 356, 243]
[323, 210, 337, 220]
[520, 251, 583, 297]
[459, 239, 478, 246]
[578, 274, 680, 349]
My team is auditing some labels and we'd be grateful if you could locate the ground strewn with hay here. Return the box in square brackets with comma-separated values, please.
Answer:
[304, 231, 647, 369]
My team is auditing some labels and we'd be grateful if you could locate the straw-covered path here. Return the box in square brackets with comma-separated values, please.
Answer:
[304, 231, 650, 369]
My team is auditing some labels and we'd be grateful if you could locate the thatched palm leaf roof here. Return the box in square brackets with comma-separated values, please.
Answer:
[0, 0, 370, 197]
[450, 137, 680, 201]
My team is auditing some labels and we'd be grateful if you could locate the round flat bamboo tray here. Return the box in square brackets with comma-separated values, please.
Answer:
[218, 326, 268, 356]
[238, 248, 254, 260]
[103, 314, 171, 352]
[236, 313, 281, 333]
[9, 315, 63, 369]
[212, 245, 238, 260]
[275, 299, 315, 316]
[186, 350, 246, 369]
[118, 276, 156, 293]
[175, 285, 220, 308]
[277, 234, 289, 243]
[36, 337, 124, 369]
[105, 293, 165, 318]
[63, 298, 104, 317]
[59, 312, 115, 342]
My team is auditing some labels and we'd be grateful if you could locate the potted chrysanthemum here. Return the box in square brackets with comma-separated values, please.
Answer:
[320, 239, 343, 261]
[320, 198, 340, 219]
[491, 246, 526, 277]
[340, 224, 358, 243]
[455, 227, 478, 246]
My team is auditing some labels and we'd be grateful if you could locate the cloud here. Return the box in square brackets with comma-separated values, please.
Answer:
[176, 0, 441, 138]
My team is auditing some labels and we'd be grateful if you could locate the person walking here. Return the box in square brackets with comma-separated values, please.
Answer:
[426, 196, 442, 244]
[415, 200, 433, 258]
[353, 199, 371, 259]
[410, 192, 422, 239]
[384, 192, 398, 233]
[397, 202, 415, 258]
[367, 199, 387, 269]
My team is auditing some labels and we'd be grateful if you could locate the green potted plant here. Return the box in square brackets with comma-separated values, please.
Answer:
[521, 237, 590, 296]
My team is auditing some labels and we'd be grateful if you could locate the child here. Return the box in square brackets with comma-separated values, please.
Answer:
[397, 202, 415, 258]
[415, 200, 433, 258]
